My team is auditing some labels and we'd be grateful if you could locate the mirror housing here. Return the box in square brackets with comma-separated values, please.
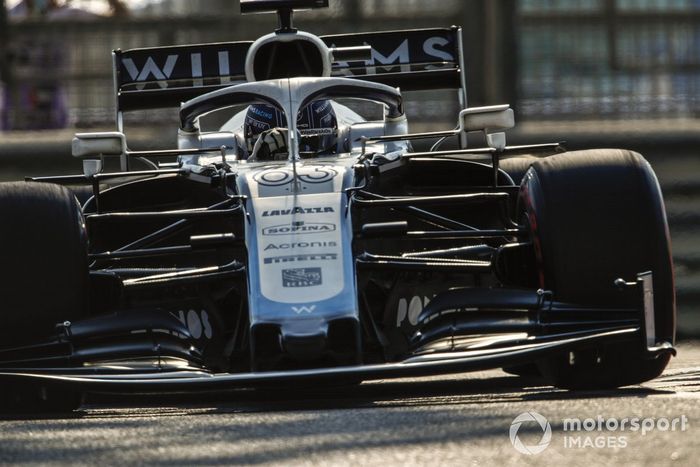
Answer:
[459, 105, 514, 151]
[72, 132, 127, 173]
[460, 105, 514, 133]
[72, 132, 126, 159]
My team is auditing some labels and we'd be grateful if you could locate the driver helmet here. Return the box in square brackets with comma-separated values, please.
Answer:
[244, 100, 338, 158]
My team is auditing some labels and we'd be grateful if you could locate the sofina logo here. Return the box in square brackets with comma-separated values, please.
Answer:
[509, 412, 552, 455]
[262, 221, 336, 236]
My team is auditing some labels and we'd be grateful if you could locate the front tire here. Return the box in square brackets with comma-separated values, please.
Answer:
[0, 182, 89, 411]
[520, 149, 675, 389]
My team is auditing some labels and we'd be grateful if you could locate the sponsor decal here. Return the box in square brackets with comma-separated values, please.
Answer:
[262, 206, 335, 217]
[292, 305, 317, 314]
[120, 47, 239, 89]
[172, 309, 213, 340]
[396, 295, 433, 327]
[265, 241, 337, 251]
[264, 253, 337, 264]
[252, 192, 344, 303]
[263, 221, 336, 236]
[122, 55, 178, 84]
[330, 34, 456, 77]
[249, 106, 273, 120]
[282, 267, 323, 288]
[120, 31, 456, 90]
[301, 127, 334, 135]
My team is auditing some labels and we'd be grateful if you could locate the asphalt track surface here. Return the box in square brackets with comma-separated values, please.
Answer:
[1, 343, 699, 466]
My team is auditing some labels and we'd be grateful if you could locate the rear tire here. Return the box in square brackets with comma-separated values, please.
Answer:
[0, 182, 88, 411]
[519, 149, 675, 389]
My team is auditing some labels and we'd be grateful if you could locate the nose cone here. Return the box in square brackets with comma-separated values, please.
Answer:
[280, 319, 328, 361]
[250, 317, 361, 371]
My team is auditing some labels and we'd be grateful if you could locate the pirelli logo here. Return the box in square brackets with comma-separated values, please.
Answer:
[265, 254, 337, 264]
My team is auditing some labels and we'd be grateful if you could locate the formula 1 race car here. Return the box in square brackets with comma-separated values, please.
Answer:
[0, 0, 676, 411]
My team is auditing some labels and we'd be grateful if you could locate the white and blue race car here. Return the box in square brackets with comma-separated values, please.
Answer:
[0, 0, 675, 411]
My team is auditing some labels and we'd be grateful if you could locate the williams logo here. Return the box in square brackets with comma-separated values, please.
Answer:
[282, 268, 323, 288]
[262, 207, 334, 217]
[263, 221, 336, 236]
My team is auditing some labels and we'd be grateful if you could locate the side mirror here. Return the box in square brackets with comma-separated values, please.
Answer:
[460, 105, 514, 133]
[72, 132, 127, 174]
[459, 105, 514, 151]
[72, 132, 126, 159]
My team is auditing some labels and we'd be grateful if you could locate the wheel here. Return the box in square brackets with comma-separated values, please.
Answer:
[0, 182, 89, 345]
[0, 182, 88, 411]
[519, 149, 675, 389]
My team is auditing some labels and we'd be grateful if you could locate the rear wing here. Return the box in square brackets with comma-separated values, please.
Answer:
[324, 27, 465, 99]
[113, 41, 252, 129]
[113, 27, 466, 129]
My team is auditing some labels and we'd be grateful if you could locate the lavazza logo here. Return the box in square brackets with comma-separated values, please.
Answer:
[509, 411, 689, 454]
[262, 207, 334, 217]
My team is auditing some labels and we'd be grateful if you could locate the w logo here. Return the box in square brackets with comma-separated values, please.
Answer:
[122, 55, 179, 89]
[291, 305, 316, 314]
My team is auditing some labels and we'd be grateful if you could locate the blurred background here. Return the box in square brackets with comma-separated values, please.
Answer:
[0, 0, 698, 335]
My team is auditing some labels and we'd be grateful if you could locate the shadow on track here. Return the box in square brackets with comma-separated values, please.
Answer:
[0, 370, 683, 421]
[78, 373, 676, 418]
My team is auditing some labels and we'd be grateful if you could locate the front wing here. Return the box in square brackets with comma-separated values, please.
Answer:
[0, 330, 673, 394]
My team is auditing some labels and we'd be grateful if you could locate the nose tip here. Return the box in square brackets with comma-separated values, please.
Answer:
[280, 320, 328, 361]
